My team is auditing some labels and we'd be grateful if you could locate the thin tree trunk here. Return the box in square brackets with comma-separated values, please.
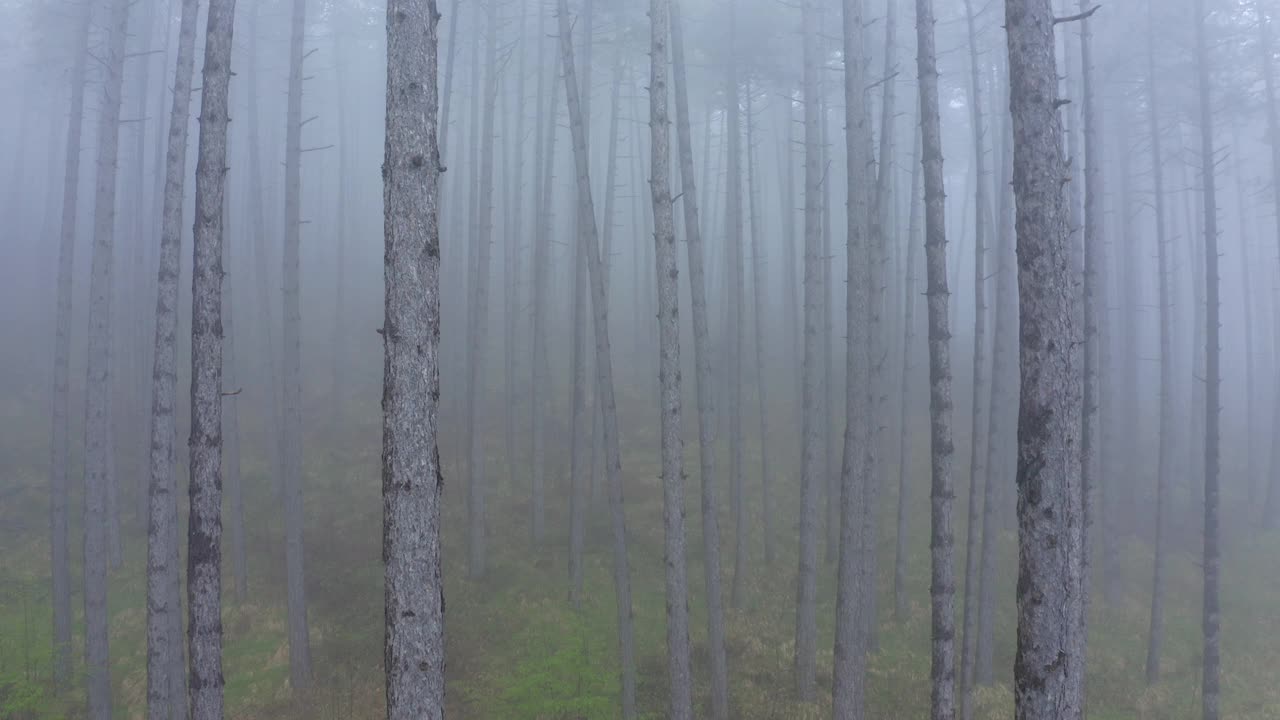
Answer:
[466, 0, 499, 580]
[917, 0, 958, 716]
[833, 0, 873, 715]
[222, 168, 246, 606]
[1005, 0, 1086, 717]
[794, 0, 824, 701]
[556, 3, 637, 714]
[894, 105, 923, 622]
[1193, 1, 1221, 716]
[746, 83, 774, 569]
[282, 0, 313, 686]
[1144, 4, 1172, 681]
[724, 0, 747, 610]
[50, 0, 92, 690]
[1258, 3, 1280, 529]
[958, 3, 990, 713]
[187, 0, 238, 713]
[671, 3, 729, 715]
[84, 0, 132, 712]
[382, 1, 446, 716]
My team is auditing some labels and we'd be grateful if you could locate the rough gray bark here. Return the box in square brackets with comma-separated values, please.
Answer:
[1193, 0, 1221, 716]
[382, 1, 446, 717]
[50, 0, 92, 690]
[147, 0, 200, 712]
[649, 3, 694, 715]
[187, 0, 238, 714]
[958, 3, 990, 713]
[895, 106, 923, 622]
[84, 0, 132, 713]
[917, 0, 957, 717]
[794, 0, 823, 701]
[724, 0, 747, 611]
[556, 2, 637, 714]
[833, 0, 873, 715]
[282, 0, 313, 686]
[670, 2, 729, 715]
[1006, 0, 1086, 717]
[466, 0, 499, 580]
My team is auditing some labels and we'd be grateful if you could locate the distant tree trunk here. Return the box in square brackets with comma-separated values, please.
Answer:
[1258, 3, 1280, 529]
[794, 0, 824, 700]
[146, 0, 199, 715]
[84, 0, 132, 713]
[330, 29, 351, 430]
[382, 0, 446, 716]
[746, 83, 774, 569]
[1193, 0, 1221, 716]
[724, 0, 747, 610]
[1077, 0, 1101, 673]
[778, 101, 803, 414]
[1005, 0, 1086, 717]
[650, 4, 694, 715]
[222, 168, 246, 606]
[833, 0, 873, 715]
[671, 2, 729, 715]
[917, 0, 958, 717]
[466, 0, 498, 580]
[282, 0, 313, 687]
[556, 2, 637, 714]
[438, 0, 461, 163]
[1143, 4, 1172, 682]
[504, 1, 529, 538]
[187, 0, 237, 713]
[50, 0, 92, 691]
[568, 206, 590, 606]
[894, 105, 923, 622]
[958, 2, 990, 714]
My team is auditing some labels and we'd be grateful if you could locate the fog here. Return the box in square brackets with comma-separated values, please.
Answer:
[1, 0, 1277, 717]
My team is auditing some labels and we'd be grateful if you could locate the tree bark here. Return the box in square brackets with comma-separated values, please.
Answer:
[1006, 0, 1086, 717]
[917, 0, 958, 717]
[670, 3, 729, 715]
[382, 1, 446, 716]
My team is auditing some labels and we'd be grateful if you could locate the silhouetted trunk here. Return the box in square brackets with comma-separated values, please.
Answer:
[671, 3, 729, 715]
[1144, 5, 1172, 681]
[725, 0, 747, 610]
[382, 1, 446, 716]
[958, 3, 990, 714]
[1193, 0, 1221, 716]
[1006, 0, 1086, 717]
[282, 0, 313, 687]
[466, 0, 498, 580]
[556, 2, 637, 714]
[833, 0, 873, 715]
[794, 0, 823, 700]
[917, 0, 958, 716]
[84, 0, 132, 713]
[49, 0, 92, 691]
[187, 0, 237, 713]
[895, 105, 923, 622]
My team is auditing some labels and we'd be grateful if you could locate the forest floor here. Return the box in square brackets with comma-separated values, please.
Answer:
[3, 388, 1280, 719]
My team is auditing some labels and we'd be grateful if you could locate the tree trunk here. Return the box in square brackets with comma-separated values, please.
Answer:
[222, 164, 246, 606]
[187, 0, 237, 713]
[556, 2, 637, 714]
[1005, 0, 1086, 717]
[894, 103, 923, 622]
[1193, 0, 1221, 716]
[50, 0, 92, 691]
[671, 3, 729, 715]
[84, 0, 132, 713]
[917, 0, 958, 717]
[724, 0, 747, 610]
[794, 0, 823, 700]
[834, 0, 873, 715]
[466, 0, 499, 580]
[1258, 3, 1280, 529]
[382, 1, 446, 716]
[958, 3, 990, 714]
[282, 0, 313, 687]
[746, 83, 774, 570]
